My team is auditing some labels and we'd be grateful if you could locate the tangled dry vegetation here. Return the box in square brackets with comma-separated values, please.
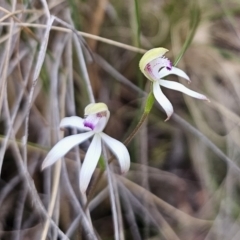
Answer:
[0, 0, 240, 239]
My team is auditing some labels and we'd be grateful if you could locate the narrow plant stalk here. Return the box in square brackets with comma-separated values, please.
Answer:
[113, 176, 124, 240]
[173, 5, 200, 66]
[40, 0, 51, 19]
[73, 34, 95, 103]
[139, 119, 150, 239]
[64, 13, 96, 102]
[124, 113, 148, 146]
[0, 0, 15, 112]
[0, 21, 147, 54]
[81, 192, 93, 230]
[40, 160, 62, 240]
[23, 15, 54, 168]
[124, 90, 154, 145]
[103, 145, 120, 240]
[118, 183, 141, 240]
[0, 7, 14, 173]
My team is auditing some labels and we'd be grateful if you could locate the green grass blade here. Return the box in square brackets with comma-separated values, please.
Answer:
[174, 5, 201, 66]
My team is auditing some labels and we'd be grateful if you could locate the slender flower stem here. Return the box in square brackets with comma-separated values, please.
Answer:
[124, 113, 148, 146]
[124, 90, 154, 146]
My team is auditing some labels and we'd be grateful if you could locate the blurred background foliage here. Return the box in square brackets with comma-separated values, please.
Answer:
[1, 0, 240, 239]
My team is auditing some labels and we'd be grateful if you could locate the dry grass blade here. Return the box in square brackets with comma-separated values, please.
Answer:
[23, 15, 54, 166]
[0, 21, 147, 53]
[103, 146, 120, 240]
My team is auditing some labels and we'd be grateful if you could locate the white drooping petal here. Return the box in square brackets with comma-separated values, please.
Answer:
[79, 134, 102, 193]
[153, 81, 174, 121]
[158, 66, 190, 82]
[159, 80, 209, 100]
[100, 132, 130, 173]
[42, 131, 94, 170]
[60, 116, 91, 131]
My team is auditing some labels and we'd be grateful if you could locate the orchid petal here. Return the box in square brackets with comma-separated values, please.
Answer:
[159, 80, 209, 100]
[84, 111, 110, 133]
[93, 111, 110, 133]
[144, 57, 172, 81]
[60, 116, 91, 131]
[79, 134, 102, 193]
[42, 131, 94, 170]
[93, 116, 108, 133]
[100, 132, 130, 173]
[139, 48, 168, 73]
[153, 81, 173, 121]
[83, 114, 100, 131]
[159, 67, 190, 82]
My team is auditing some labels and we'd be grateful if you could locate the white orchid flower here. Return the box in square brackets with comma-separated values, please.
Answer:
[139, 47, 209, 121]
[42, 103, 130, 193]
